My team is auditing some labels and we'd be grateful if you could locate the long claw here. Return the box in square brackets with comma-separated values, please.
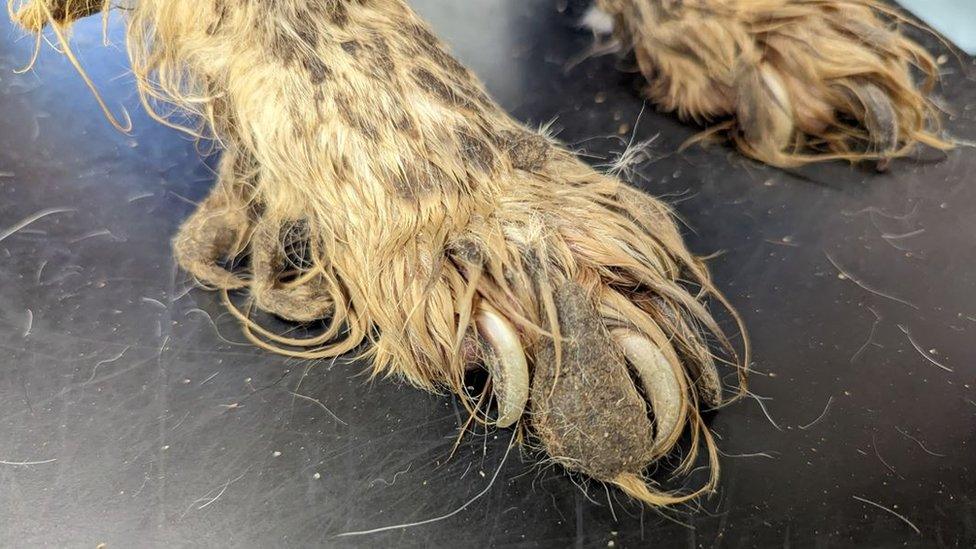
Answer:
[689, 350, 723, 409]
[612, 329, 684, 451]
[476, 304, 529, 428]
[850, 82, 898, 170]
[651, 297, 723, 408]
[736, 65, 795, 162]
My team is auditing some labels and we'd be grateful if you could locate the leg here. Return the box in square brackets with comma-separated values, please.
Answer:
[162, 0, 744, 503]
[594, 0, 950, 167]
[13, 0, 745, 504]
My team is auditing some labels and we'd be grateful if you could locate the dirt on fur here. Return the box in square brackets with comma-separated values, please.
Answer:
[531, 283, 657, 481]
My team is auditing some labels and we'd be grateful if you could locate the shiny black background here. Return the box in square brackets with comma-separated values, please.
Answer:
[1, 1, 974, 546]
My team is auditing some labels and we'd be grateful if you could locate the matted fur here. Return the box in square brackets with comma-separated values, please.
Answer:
[10, 0, 753, 505]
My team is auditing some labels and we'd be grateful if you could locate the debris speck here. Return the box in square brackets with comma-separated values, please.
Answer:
[23, 309, 33, 338]
[313, 472, 321, 480]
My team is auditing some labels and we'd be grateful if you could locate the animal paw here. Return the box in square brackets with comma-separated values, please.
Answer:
[446, 166, 746, 503]
[598, 0, 949, 167]
[158, 0, 748, 504]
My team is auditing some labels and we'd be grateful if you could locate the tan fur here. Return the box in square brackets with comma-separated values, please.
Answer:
[9, 0, 752, 505]
[597, 0, 951, 167]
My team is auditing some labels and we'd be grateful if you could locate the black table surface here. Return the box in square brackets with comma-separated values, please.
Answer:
[1, 2, 974, 547]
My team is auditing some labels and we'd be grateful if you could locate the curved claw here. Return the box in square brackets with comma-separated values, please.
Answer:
[736, 65, 795, 162]
[476, 304, 529, 428]
[688, 350, 723, 409]
[651, 297, 723, 408]
[850, 82, 898, 170]
[612, 328, 684, 451]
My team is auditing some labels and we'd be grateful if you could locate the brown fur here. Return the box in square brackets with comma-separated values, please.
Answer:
[12, 0, 946, 507]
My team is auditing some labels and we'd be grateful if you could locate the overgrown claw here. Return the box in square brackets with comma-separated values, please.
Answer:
[653, 297, 725, 408]
[848, 82, 899, 170]
[613, 328, 685, 451]
[736, 65, 794, 163]
[476, 303, 529, 428]
[687, 349, 723, 409]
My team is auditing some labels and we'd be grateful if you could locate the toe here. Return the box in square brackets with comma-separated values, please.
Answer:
[250, 220, 333, 322]
[173, 199, 249, 290]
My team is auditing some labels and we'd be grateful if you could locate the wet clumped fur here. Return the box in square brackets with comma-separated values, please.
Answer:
[8, 0, 100, 31]
[6, 0, 798, 507]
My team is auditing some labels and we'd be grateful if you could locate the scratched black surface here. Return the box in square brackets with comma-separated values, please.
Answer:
[1, 2, 974, 547]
